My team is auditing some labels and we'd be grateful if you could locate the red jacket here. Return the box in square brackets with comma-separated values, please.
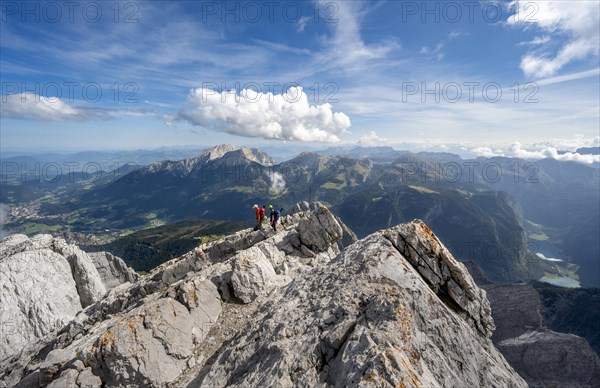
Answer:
[255, 208, 261, 220]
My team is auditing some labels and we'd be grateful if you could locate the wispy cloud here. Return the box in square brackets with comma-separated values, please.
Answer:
[517, 35, 551, 46]
[508, 1, 600, 77]
[534, 68, 600, 86]
[419, 43, 445, 61]
[0, 93, 149, 121]
[296, 16, 311, 33]
[291, 0, 400, 78]
[419, 30, 466, 62]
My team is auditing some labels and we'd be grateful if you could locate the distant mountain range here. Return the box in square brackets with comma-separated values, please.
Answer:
[317, 145, 409, 161]
[2, 144, 598, 286]
[564, 147, 600, 155]
[0, 147, 208, 172]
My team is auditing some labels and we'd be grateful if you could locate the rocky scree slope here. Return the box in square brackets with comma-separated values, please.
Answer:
[0, 203, 525, 387]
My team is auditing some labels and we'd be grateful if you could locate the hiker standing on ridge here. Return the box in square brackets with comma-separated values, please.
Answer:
[269, 205, 280, 232]
[253, 205, 262, 230]
[260, 205, 267, 225]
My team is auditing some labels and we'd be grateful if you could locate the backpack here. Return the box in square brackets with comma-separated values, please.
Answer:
[260, 208, 267, 220]
[273, 209, 280, 221]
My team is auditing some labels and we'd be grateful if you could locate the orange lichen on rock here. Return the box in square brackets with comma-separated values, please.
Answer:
[422, 224, 432, 236]
[360, 371, 379, 382]
[98, 330, 115, 349]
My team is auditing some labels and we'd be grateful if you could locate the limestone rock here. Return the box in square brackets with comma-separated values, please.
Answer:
[497, 330, 600, 388]
[10, 277, 222, 388]
[231, 247, 277, 303]
[52, 239, 107, 307]
[297, 203, 343, 252]
[76, 368, 102, 387]
[0, 234, 137, 365]
[198, 230, 525, 388]
[0, 249, 82, 362]
[46, 368, 79, 388]
[1, 205, 525, 388]
[382, 220, 495, 337]
[0, 234, 34, 257]
[88, 251, 139, 290]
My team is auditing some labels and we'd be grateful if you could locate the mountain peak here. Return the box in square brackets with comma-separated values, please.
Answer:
[143, 144, 274, 176]
[199, 144, 241, 161]
[199, 144, 274, 166]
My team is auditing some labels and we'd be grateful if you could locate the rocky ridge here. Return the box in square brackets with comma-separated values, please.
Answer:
[0, 203, 526, 387]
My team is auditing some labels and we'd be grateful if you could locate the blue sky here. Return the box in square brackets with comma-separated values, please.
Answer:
[1, 0, 599, 159]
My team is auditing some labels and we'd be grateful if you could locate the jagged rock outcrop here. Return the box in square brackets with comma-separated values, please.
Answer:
[382, 221, 494, 337]
[288, 200, 357, 250]
[467, 261, 600, 387]
[87, 251, 139, 290]
[196, 223, 523, 388]
[297, 205, 344, 253]
[0, 234, 136, 364]
[1, 205, 525, 388]
[11, 277, 221, 388]
[491, 295, 600, 387]
[533, 283, 600, 355]
[51, 239, 107, 308]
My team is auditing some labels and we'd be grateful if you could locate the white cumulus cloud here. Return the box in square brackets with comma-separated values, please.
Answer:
[528, 135, 600, 151]
[471, 140, 599, 164]
[471, 147, 505, 158]
[508, 1, 600, 77]
[508, 142, 599, 163]
[358, 130, 386, 146]
[172, 86, 351, 143]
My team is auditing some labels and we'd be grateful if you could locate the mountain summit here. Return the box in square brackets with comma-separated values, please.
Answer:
[144, 144, 273, 176]
[0, 203, 526, 387]
[197, 144, 274, 166]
